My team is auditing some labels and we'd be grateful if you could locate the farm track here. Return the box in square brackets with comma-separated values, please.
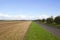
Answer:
[0, 21, 32, 40]
[36, 22, 60, 37]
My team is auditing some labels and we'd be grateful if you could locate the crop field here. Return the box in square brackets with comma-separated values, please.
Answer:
[0, 21, 31, 40]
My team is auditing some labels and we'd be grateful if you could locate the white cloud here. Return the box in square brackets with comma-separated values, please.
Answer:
[38, 15, 50, 19]
[0, 13, 53, 20]
[0, 13, 29, 20]
[0, 13, 11, 17]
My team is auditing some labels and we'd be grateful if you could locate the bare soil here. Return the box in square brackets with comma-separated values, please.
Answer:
[0, 21, 32, 40]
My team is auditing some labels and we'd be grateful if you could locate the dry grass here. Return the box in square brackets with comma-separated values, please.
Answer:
[0, 21, 32, 40]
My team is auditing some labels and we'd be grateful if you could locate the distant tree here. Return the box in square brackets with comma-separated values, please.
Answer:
[54, 16, 60, 24]
[46, 17, 53, 24]
[36, 19, 41, 21]
[34, 19, 41, 22]
[42, 19, 45, 22]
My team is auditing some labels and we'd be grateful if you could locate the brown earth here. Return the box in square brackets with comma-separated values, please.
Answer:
[0, 21, 32, 40]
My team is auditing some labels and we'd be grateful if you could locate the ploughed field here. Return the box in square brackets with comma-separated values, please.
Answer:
[0, 21, 31, 40]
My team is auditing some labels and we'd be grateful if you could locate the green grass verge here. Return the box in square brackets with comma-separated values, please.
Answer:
[24, 22, 60, 40]
[46, 23, 60, 28]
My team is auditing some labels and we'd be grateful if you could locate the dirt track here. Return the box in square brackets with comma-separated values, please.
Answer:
[0, 21, 32, 40]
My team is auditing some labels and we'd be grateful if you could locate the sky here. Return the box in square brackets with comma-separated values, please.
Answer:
[0, 0, 60, 20]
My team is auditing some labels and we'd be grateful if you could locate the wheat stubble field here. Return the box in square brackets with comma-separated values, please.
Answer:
[0, 21, 32, 40]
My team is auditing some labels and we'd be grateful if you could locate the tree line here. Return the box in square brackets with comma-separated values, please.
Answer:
[37, 16, 60, 24]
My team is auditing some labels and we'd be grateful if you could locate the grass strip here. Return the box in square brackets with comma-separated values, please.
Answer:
[45, 23, 60, 28]
[24, 22, 60, 40]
